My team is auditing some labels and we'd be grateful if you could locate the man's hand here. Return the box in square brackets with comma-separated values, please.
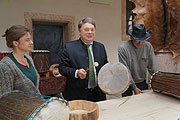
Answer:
[77, 69, 87, 79]
[134, 87, 144, 95]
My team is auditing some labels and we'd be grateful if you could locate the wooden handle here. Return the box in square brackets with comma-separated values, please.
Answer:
[86, 65, 95, 72]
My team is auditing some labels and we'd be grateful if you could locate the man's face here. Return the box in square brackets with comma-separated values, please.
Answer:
[132, 39, 145, 48]
[79, 23, 95, 44]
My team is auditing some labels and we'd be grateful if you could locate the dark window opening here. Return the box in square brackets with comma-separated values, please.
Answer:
[126, 0, 136, 34]
[33, 24, 63, 68]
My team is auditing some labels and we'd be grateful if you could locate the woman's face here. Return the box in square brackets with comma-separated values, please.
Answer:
[15, 32, 33, 52]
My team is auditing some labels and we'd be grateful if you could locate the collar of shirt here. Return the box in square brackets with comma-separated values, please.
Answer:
[80, 38, 93, 46]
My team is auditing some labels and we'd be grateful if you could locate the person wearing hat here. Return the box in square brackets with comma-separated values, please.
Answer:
[118, 24, 158, 96]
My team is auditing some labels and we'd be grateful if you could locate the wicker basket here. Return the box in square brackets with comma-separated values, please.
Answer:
[39, 76, 66, 96]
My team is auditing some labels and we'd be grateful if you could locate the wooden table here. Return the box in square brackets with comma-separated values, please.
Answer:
[97, 90, 180, 120]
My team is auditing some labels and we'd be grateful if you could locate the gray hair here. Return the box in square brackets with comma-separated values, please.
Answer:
[78, 17, 96, 30]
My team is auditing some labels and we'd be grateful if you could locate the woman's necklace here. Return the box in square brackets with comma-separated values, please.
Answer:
[13, 53, 29, 68]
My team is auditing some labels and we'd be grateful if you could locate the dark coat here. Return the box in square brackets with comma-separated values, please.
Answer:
[59, 38, 108, 101]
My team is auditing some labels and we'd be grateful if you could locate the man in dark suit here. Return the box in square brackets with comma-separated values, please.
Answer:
[59, 17, 108, 102]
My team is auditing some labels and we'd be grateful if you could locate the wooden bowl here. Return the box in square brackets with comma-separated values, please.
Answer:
[69, 100, 99, 120]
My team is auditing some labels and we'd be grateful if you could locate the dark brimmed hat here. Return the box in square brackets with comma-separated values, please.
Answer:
[128, 24, 152, 41]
